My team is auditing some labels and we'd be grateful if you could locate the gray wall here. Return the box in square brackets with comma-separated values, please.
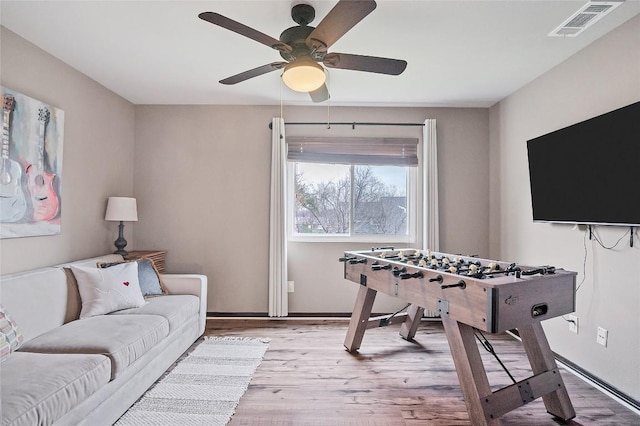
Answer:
[0, 27, 135, 275]
[133, 105, 490, 314]
[489, 15, 640, 400]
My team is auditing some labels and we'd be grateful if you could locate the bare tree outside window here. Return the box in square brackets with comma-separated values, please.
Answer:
[294, 163, 407, 236]
[353, 166, 407, 235]
[295, 164, 350, 234]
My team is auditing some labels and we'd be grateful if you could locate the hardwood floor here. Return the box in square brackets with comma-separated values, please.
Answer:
[204, 318, 639, 426]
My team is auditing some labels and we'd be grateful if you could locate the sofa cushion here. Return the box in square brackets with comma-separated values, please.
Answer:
[1, 352, 111, 426]
[70, 263, 146, 318]
[110, 295, 199, 332]
[18, 315, 169, 380]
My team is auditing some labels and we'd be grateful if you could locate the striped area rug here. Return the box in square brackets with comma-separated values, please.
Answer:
[115, 336, 269, 426]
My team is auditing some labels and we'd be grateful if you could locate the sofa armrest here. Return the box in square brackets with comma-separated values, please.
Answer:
[160, 274, 208, 336]
[160, 274, 206, 297]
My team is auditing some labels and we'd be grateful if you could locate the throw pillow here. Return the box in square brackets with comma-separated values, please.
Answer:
[97, 258, 165, 296]
[0, 334, 9, 363]
[0, 304, 24, 362]
[70, 262, 146, 318]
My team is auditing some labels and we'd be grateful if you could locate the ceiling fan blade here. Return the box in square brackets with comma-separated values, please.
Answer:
[220, 62, 287, 85]
[323, 53, 407, 75]
[309, 84, 330, 103]
[199, 12, 292, 53]
[306, 0, 376, 50]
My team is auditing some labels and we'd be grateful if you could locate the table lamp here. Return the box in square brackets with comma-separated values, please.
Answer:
[105, 197, 138, 255]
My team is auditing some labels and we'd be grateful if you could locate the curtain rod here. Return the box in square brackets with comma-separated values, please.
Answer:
[268, 121, 425, 130]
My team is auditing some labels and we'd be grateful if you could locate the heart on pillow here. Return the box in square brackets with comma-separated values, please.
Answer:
[70, 263, 146, 318]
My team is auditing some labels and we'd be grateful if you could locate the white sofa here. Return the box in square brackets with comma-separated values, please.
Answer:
[0, 254, 207, 426]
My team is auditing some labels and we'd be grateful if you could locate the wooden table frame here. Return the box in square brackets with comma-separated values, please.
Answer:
[343, 255, 576, 426]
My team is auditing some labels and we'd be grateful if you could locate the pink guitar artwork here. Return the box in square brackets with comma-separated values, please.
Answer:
[0, 95, 27, 223]
[26, 107, 59, 221]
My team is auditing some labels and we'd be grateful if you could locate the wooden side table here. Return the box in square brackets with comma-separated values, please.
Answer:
[124, 250, 167, 273]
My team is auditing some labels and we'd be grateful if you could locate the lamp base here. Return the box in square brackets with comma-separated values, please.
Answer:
[113, 221, 129, 256]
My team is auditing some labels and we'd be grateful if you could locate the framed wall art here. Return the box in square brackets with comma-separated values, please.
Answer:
[1, 87, 64, 238]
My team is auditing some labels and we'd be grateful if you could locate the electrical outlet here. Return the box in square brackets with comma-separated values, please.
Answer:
[287, 281, 294, 293]
[567, 315, 578, 334]
[597, 327, 608, 347]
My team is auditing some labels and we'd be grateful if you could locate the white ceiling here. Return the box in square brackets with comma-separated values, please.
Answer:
[1, 1, 639, 107]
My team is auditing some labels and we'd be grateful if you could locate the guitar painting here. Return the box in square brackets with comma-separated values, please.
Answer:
[0, 95, 27, 223]
[0, 87, 64, 239]
[26, 107, 59, 221]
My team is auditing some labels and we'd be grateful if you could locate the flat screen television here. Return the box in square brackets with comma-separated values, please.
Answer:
[526, 101, 640, 227]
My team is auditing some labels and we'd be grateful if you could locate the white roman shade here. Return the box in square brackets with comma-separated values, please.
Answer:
[287, 136, 419, 166]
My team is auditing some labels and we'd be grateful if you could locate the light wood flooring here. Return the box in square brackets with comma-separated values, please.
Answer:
[204, 318, 639, 426]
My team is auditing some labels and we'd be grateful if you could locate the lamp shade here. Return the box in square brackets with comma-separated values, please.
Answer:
[105, 197, 138, 222]
[282, 60, 326, 92]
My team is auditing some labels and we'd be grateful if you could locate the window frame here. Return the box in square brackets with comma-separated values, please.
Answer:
[287, 162, 418, 243]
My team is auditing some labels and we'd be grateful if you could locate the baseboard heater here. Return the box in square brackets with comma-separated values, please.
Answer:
[553, 353, 640, 411]
[209, 312, 413, 318]
[208, 311, 442, 318]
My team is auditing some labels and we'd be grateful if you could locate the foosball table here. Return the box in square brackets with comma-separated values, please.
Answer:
[340, 248, 577, 426]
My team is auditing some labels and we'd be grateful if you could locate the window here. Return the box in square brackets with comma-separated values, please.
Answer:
[287, 136, 418, 242]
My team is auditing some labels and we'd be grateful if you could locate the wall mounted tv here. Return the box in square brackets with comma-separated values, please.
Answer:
[527, 101, 640, 227]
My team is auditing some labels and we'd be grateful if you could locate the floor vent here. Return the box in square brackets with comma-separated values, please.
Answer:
[549, 1, 624, 37]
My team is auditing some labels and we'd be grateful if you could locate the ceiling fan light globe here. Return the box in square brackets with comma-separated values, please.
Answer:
[282, 61, 326, 92]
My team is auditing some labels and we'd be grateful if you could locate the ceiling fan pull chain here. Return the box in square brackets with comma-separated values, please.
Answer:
[326, 70, 331, 129]
[280, 75, 284, 121]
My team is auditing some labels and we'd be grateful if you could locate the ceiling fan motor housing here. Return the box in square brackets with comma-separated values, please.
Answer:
[279, 4, 327, 62]
[279, 25, 317, 62]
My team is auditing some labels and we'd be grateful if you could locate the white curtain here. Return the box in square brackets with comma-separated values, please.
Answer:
[423, 119, 440, 251]
[269, 118, 288, 317]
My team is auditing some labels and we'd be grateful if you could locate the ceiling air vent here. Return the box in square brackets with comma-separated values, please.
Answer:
[549, 1, 624, 37]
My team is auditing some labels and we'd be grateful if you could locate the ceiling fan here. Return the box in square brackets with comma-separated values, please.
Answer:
[198, 0, 407, 103]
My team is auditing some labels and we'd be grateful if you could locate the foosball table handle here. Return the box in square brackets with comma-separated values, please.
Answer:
[400, 271, 424, 280]
[441, 280, 467, 290]
[429, 275, 443, 283]
[371, 262, 392, 271]
[338, 256, 368, 264]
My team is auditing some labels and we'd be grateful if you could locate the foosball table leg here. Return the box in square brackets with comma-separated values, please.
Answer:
[441, 315, 502, 426]
[399, 304, 425, 341]
[518, 322, 576, 421]
[344, 285, 377, 353]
